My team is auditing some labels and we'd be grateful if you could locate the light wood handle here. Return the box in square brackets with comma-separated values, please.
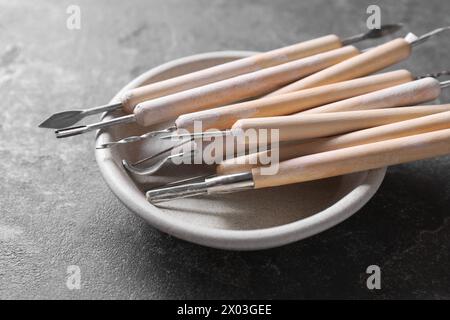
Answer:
[217, 106, 450, 174]
[252, 127, 450, 189]
[232, 105, 450, 142]
[298, 77, 441, 114]
[175, 70, 412, 132]
[265, 38, 412, 97]
[134, 46, 358, 126]
[121, 35, 342, 112]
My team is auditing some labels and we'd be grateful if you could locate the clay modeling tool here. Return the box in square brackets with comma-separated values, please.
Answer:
[39, 24, 402, 129]
[229, 104, 450, 142]
[217, 107, 450, 174]
[165, 74, 445, 136]
[56, 26, 449, 138]
[146, 127, 450, 203]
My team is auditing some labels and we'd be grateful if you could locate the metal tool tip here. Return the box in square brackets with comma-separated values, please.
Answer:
[39, 116, 61, 129]
[95, 142, 114, 149]
[342, 23, 404, 46]
[38, 119, 52, 128]
[55, 126, 88, 138]
[367, 23, 404, 38]
[411, 25, 450, 47]
[38, 111, 83, 129]
[146, 182, 208, 204]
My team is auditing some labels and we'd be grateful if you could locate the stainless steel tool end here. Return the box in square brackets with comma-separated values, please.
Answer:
[40, 102, 124, 129]
[95, 126, 177, 149]
[146, 172, 254, 204]
[341, 23, 404, 46]
[146, 181, 209, 203]
[39, 111, 84, 129]
[55, 126, 89, 138]
[365, 23, 404, 39]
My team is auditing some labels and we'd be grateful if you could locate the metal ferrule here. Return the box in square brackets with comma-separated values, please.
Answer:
[146, 172, 254, 204]
[206, 172, 254, 194]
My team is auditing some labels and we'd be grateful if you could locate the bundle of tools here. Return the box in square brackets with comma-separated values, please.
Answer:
[40, 24, 450, 204]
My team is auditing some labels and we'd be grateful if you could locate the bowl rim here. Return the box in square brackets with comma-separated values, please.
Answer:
[95, 50, 387, 251]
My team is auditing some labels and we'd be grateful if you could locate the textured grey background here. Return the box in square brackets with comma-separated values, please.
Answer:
[1, 0, 450, 299]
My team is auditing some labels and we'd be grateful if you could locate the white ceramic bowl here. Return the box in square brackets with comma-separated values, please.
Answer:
[95, 51, 386, 250]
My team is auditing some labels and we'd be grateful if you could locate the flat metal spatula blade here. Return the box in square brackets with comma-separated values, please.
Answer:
[39, 111, 84, 129]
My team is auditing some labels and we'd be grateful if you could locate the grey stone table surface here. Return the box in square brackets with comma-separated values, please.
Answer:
[1, 0, 450, 299]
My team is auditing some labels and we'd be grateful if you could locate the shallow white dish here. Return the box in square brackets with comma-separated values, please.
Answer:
[95, 51, 387, 250]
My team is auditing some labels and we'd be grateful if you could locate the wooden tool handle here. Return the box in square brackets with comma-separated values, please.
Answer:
[232, 105, 450, 142]
[217, 106, 450, 174]
[299, 77, 441, 114]
[265, 38, 412, 97]
[134, 46, 358, 126]
[121, 35, 342, 112]
[252, 128, 450, 189]
[175, 70, 412, 132]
